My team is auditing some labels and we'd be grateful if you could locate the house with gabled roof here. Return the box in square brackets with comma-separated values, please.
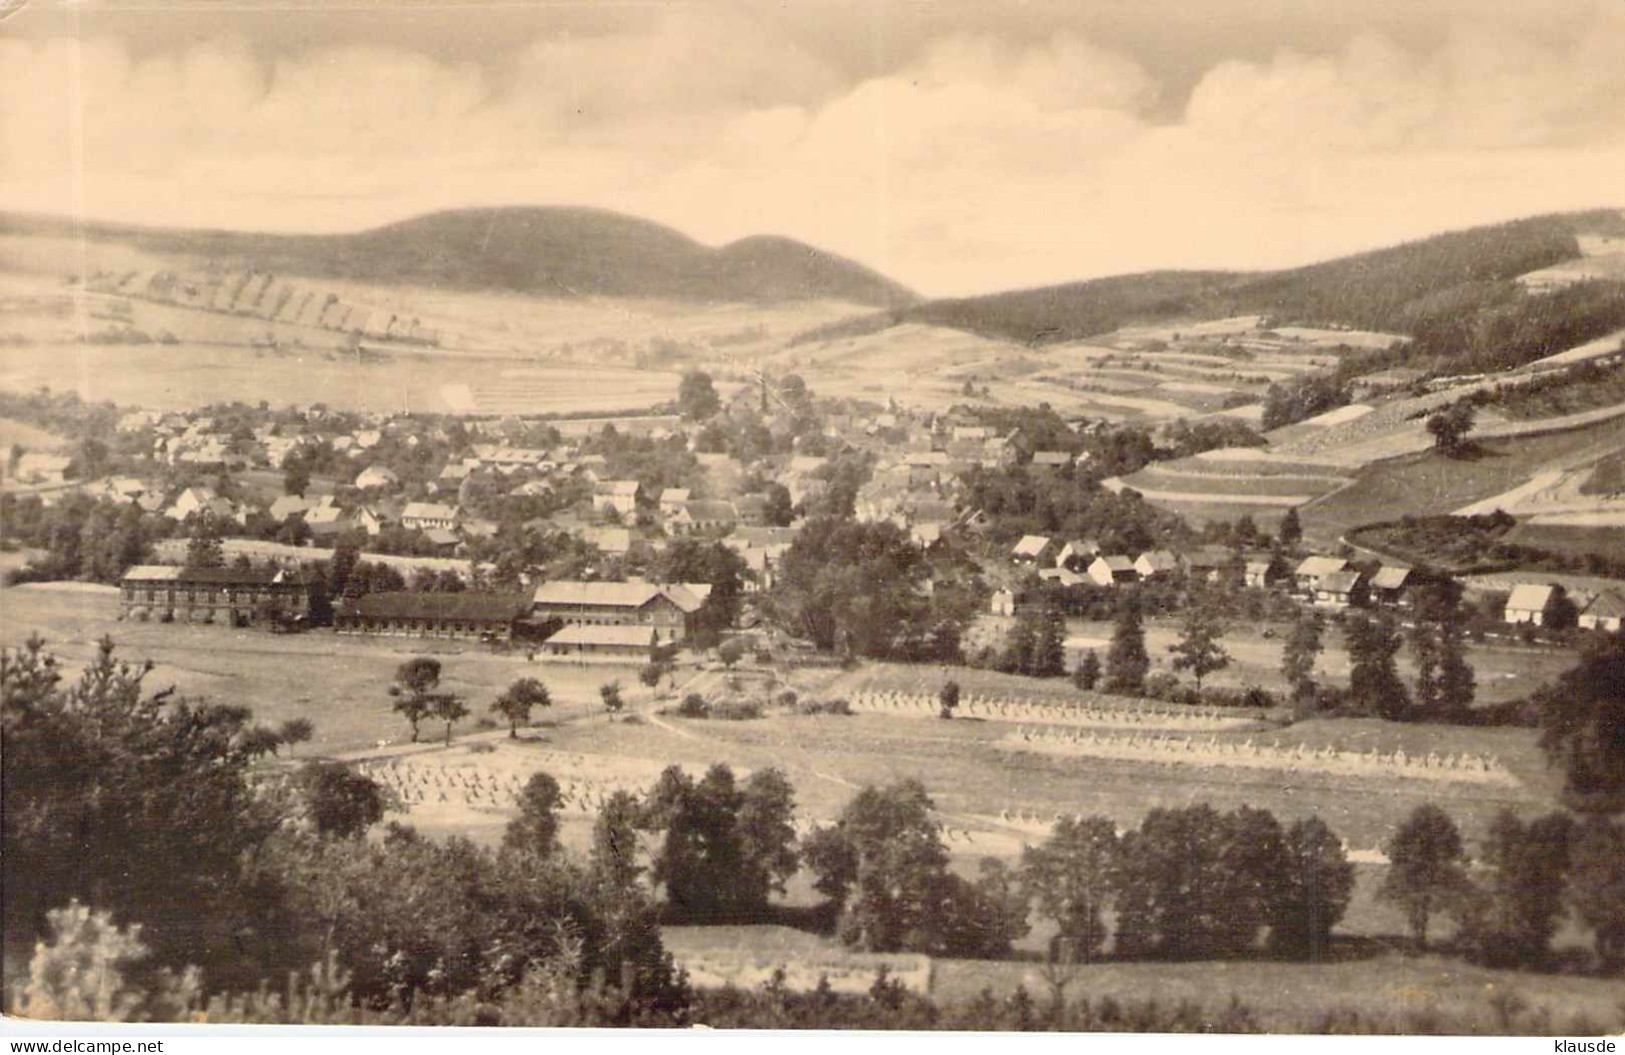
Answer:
[1087, 555, 1139, 587]
[669, 500, 738, 536]
[734, 493, 770, 527]
[1011, 535, 1055, 565]
[1579, 590, 1625, 632]
[1134, 550, 1181, 579]
[1245, 560, 1284, 590]
[594, 480, 641, 517]
[1370, 566, 1415, 607]
[659, 488, 691, 517]
[1294, 556, 1349, 594]
[268, 495, 315, 522]
[1314, 569, 1368, 609]
[1056, 540, 1100, 572]
[1184, 546, 1235, 583]
[165, 486, 218, 522]
[1505, 583, 1564, 626]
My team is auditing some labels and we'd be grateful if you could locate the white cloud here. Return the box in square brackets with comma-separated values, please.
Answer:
[2, 6, 1622, 296]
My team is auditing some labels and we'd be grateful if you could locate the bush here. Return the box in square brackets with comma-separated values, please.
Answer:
[709, 701, 763, 721]
[1200, 685, 1277, 710]
[677, 694, 709, 718]
[469, 742, 496, 755]
[1142, 672, 1188, 703]
[775, 690, 798, 709]
[797, 698, 852, 716]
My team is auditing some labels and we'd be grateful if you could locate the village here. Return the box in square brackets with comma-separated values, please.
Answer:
[5, 368, 1619, 675]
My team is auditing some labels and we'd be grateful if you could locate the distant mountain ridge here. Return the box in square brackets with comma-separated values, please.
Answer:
[0, 207, 918, 309]
[792, 209, 1625, 349]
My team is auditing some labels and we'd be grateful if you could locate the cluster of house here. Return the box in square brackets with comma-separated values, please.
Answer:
[999, 536, 1625, 630]
[117, 563, 715, 659]
[851, 417, 1092, 532]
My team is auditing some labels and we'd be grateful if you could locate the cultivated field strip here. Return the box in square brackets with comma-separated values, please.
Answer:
[847, 691, 1257, 732]
[997, 727, 1518, 787]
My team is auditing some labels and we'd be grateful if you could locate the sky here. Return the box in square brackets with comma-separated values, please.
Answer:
[2, 0, 1623, 297]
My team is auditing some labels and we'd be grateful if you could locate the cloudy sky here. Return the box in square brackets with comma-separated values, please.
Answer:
[3, 0, 1623, 296]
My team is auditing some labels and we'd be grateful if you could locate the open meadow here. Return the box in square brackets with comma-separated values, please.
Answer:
[0, 581, 657, 756]
[1300, 412, 1625, 548]
[3, 574, 1604, 1013]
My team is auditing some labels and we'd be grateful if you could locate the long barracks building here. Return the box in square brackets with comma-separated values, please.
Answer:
[119, 565, 311, 626]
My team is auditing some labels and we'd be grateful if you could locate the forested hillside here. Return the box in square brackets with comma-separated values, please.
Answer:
[817, 212, 1625, 369]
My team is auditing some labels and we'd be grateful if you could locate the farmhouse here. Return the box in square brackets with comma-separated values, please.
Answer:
[1055, 539, 1100, 572]
[268, 495, 315, 521]
[531, 581, 703, 643]
[1370, 566, 1415, 607]
[669, 500, 738, 535]
[1579, 590, 1625, 632]
[1295, 556, 1349, 594]
[542, 624, 658, 661]
[165, 486, 218, 521]
[1244, 560, 1282, 589]
[401, 501, 460, 531]
[1087, 555, 1139, 587]
[594, 480, 641, 517]
[1030, 450, 1074, 470]
[658, 488, 691, 517]
[1134, 550, 1181, 579]
[334, 591, 530, 640]
[1314, 569, 1368, 609]
[1504, 583, 1564, 626]
[119, 565, 310, 626]
[1184, 546, 1234, 583]
[1011, 535, 1055, 565]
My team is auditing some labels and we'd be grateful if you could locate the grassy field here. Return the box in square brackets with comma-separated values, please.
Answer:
[6, 576, 1593, 1001]
[840, 618, 1574, 710]
[1506, 521, 1625, 562]
[662, 923, 1620, 1031]
[0, 582, 659, 755]
[1301, 413, 1625, 547]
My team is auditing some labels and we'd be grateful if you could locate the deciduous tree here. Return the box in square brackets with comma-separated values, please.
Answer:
[1168, 603, 1230, 694]
[504, 772, 563, 858]
[1380, 804, 1470, 950]
[1268, 816, 1355, 958]
[1020, 815, 1119, 962]
[491, 677, 550, 738]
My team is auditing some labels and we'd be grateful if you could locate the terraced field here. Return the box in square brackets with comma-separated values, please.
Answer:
[1111, 449, 1354, 527]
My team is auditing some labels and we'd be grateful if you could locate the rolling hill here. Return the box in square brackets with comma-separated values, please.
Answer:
[0, 207, 918, 308]
[793, 209, 1625, 351]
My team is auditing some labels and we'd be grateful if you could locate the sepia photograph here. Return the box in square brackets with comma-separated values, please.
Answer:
[2, 0, 1624, 1043]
